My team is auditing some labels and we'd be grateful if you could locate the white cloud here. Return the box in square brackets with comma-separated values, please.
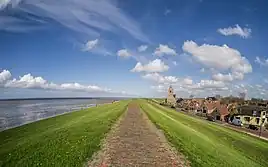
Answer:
[192, 80, 226, 89]
[131, 59, 169, 73]
[142, 73, 193, 90]
[182, 40, 252, 81]
[212, 73, 233, 82]
[150, 78, 228, 98]
[82, 39, 98, 51]
[153, 44, 177, 56]
[117, 49, 131, 57]
[183, 78, 193, 85]
[182, 79, 226, 91]
[172, 61, 177, 66]
[0, 0, 20, 10]
[151, 85, 166, 93]
[5, 74, 49, 89]
[255, 56, 268, 66]
[142, 73, 178, 84]
[1, 70, 128, 95]
[1, 0, 149, 42]
[137, 45, 148, 52]
[0, 69, 12, 84]
[256, 84, 262, 88]
[217, 24, 252, 38]
[149, 76, 268, 99]
[200, 68, 205, 72]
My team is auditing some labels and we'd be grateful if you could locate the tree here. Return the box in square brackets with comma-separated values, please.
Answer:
[215, 94, 221, 100]
[251, 98, 264, 102]
[239, 92, 246, 100]
[228, 103, 238, 116]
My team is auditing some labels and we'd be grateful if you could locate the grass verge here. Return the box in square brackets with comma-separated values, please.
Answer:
[0, 101, 129, 167]
[140, 101, 268, 167]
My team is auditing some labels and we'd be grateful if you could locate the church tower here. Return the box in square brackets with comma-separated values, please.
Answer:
[167, 85, 176, 105]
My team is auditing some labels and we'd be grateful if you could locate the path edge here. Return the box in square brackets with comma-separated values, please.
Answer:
[139, 102, 191, 167]
[86, 104, 129, 167]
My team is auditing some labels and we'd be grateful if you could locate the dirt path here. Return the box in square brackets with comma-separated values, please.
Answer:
[88, 102, 188, 167]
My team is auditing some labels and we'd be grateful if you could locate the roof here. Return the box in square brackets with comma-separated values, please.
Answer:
[176, 98, 183, 103]
[236, 105, 267, 117]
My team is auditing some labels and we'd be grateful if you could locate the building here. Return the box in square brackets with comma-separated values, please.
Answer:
[167, 85, 176, 106]
[234, 106, 268, 126]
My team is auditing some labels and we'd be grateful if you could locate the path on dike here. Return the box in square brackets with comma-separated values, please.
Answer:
[88, 102, 188, 167]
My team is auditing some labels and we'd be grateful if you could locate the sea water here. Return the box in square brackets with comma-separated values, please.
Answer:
[0, 99, 101, 131]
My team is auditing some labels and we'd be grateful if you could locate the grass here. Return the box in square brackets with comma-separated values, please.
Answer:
[140, 100, 268, 167]
[0, 101, 129, 167]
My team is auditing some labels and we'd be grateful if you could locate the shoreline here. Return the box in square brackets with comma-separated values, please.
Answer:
[0, 101, 114, 132]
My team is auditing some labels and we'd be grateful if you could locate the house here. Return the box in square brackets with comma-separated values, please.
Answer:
[234, 106, 268, 126]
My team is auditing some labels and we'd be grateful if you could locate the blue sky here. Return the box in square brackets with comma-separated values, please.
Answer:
[0, 0, 268, 99]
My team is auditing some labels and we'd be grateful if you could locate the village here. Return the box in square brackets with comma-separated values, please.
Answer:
[158, 86, 268, 133]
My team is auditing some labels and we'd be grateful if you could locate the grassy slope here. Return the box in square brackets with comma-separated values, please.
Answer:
[140, 101, 268, 167]
[0, 101, 129, 167]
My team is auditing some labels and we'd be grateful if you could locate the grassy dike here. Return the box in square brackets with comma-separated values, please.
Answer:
[0, 101, 129, 167]
[140, 100, 268, 167]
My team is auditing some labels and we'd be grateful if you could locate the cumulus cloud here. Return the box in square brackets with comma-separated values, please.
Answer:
[1, 0, 149, 42]
[151, 85, 166, 93]
[151, 77, 268, 99]
[142, 73, 178, 84]
[131, 59, 169, 73]
[150, 78, 228, 98]
[183, 78, 193, 85]
[5, 74, 49, 89]
[255, 56, 268, 66]
[185, 80, 226, 90]
[82, 39, 98, 51]
[217, 24, 252, 38]
[182, 40, 252, 81]
[142, 73, 193, 87]
[0, 69, 12, 84]
[212, 73, 233, 82]
[0, 69, 128, 95]
[0, 0, 21, 10]
[117, 49, 131, 57]
[153, 44, 177, 56]
[137, 45, 148, 52]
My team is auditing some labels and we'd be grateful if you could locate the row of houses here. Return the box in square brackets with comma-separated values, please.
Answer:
[165, 86, 268, 127]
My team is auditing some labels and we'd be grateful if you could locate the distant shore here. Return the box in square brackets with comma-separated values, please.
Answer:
[0, 98, 125, 131]
[0, 97, 130, 101]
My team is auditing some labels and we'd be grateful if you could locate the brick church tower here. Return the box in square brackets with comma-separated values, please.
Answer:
[167, 85, 176, 105]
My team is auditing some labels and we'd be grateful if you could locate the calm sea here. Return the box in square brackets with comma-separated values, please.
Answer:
[0, 98, 113, 131]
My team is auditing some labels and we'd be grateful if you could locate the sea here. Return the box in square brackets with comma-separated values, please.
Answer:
[0, 98, 118, 131]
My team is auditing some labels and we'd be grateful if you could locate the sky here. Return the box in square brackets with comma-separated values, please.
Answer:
[0, 0, 268, 99]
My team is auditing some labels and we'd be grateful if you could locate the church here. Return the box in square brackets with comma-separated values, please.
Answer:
[167, 85, 176, 106]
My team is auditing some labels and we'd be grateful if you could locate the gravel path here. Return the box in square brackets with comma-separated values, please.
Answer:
[88, 102, 188, 167]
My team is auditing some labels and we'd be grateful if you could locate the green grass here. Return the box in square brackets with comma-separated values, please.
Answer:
[0, 101, 129, 167]
[140, 101, 268, 167]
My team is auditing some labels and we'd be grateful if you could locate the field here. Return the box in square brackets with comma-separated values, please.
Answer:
[0, 101, 129, 167]
[1, 99, 268, 167]
[140, 100, 268, 167]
